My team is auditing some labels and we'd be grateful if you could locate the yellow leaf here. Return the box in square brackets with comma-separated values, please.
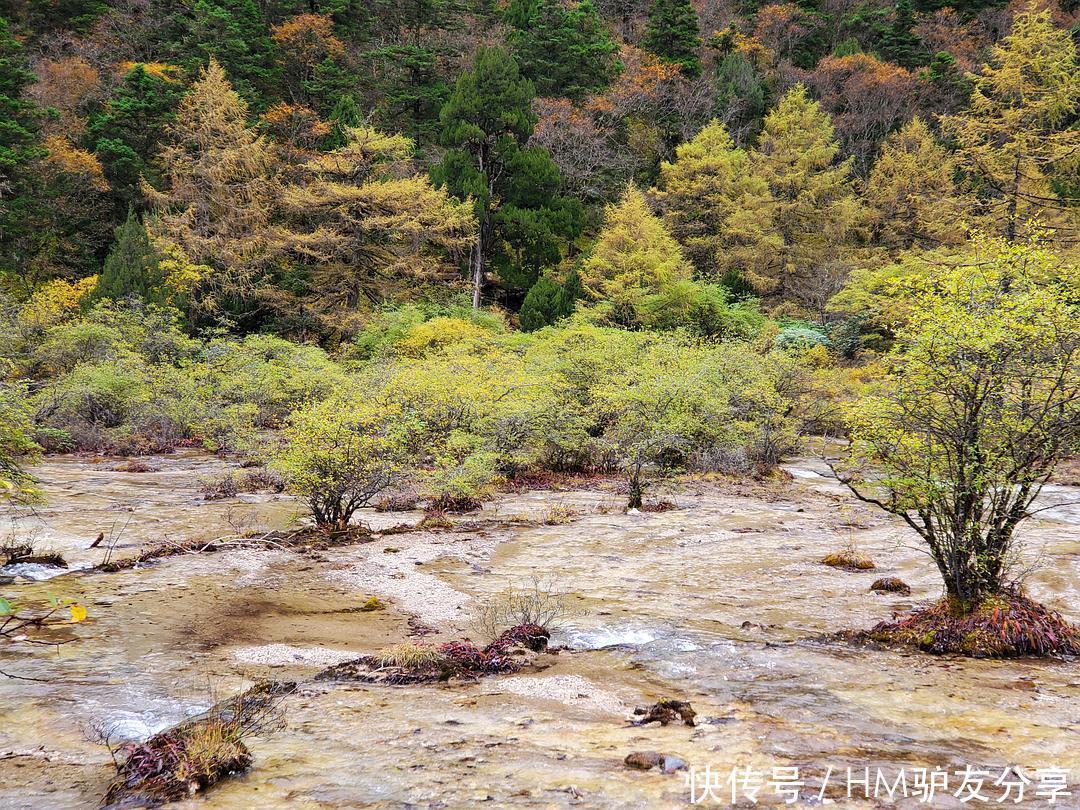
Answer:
[69, 605, 87, 623]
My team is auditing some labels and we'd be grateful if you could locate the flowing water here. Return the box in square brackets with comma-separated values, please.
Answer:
[1, 453, 1078, 809]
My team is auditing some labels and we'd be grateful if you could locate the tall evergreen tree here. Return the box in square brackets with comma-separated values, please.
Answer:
[432, 47, 582, 307]
[182, 0, 277, 104]
[507, 0, 620, 100]
[0, 18, 43, 279]
[93, 209, 167, 303]
[89, 64, 184, 211]
[0, 18, 37, 181]
[369, 0, 467, 149]
[643, 0, 701, 78]
[878, 0, 922, 68]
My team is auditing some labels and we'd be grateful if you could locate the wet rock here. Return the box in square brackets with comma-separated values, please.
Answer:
[870, 577, 911, 595]
[624, 751, 662, 770]
[633, 699, 696, 727]
[624, 751, 688, 773]
[822, 549, 875, 571]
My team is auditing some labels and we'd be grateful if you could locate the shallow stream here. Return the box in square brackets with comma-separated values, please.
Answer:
[1, 453, 1078, 808]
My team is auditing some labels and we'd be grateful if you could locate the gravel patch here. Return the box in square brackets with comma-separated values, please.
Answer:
[491, 674, 628, 715]
[232, 643, 360, 667]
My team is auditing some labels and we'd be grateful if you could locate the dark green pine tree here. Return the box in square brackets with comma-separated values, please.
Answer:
[507, 0, 620, 100]
[0, 17, 44, 279]
[644, 0, 702, 78]
[519, 269, 581, 331]
[0, 18, 38, 183]
[432, 47, 582, 308]
[181, 0, 277, 104]
[323, 92, 364, 149]
[93, 209, 167, 304]
[369, 0, 468, 149]
[89, 64, 183, 210]
[878, 0, 923, 68]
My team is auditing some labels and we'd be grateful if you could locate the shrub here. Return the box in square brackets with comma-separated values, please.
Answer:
[395, 316, 496, 358]
[273, 395, 420, 529]
[470, 577, 573, 643]
[775, 324, 829, 352]
[519, 273, 578, 332]
[0, 378, 41, 504]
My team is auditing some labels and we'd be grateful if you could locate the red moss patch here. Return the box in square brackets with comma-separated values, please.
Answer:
[316, 624, 551, 684]
[867, 591, 1080, 658]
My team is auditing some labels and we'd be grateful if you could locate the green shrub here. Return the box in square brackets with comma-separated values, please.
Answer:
[775, 324, 829, 351]
[0, 377, 41, 504]
[272, 394, 420, 528]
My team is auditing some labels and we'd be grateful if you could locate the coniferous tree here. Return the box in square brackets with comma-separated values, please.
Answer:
[579, 184, 692, 300]
[0, 18, 38, 182]
[0, 18, 46, 280]
[878, 0, 922, 68]
[864, 117, 972, 253]
[746, 85, 864, 313]
[941, 7, 1079, 244]
[369, 0, 467, 149]
[93, 208, 167, 304]
[518, 269, 580, 330]
[89, 64, 183, 210]
[146, 58, 277, 312]
[182, 0, 277, 104]
[432, 47, 582, 307]
[643, 0, 701, 78]
[653, 120, 774, 278]
[507, 0, 620, 99]
[324, 92, 363, 149]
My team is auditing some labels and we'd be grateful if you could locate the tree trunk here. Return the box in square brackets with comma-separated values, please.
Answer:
[627, 475, 643, 509]
[471, 233, 483, 310]
[1005, 154, 1021, 242]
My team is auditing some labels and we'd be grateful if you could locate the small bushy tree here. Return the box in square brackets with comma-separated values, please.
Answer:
[274, 396, 420, 530]
[838, 239, 1080, 609]
[590, 340, 730, 506]
[93, 209, 167, 304]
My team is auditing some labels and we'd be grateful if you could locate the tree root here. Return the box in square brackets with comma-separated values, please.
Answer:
[861, 590, 1080, 658]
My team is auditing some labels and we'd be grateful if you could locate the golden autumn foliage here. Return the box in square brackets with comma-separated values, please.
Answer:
[115, 61, 183, 82]
[27, 56, 101, 138]
[276, 125, 475, 311]
[864, 117, 973, 252]
[653, 120, 773, 278]
[580, 185, 692, 300]
[145, 58, 277, 309]
[941, 5, 1080, 245]
[17, 276, 100, 334]
[41, 136, 110, 192]
[745, 85, 865, 313]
